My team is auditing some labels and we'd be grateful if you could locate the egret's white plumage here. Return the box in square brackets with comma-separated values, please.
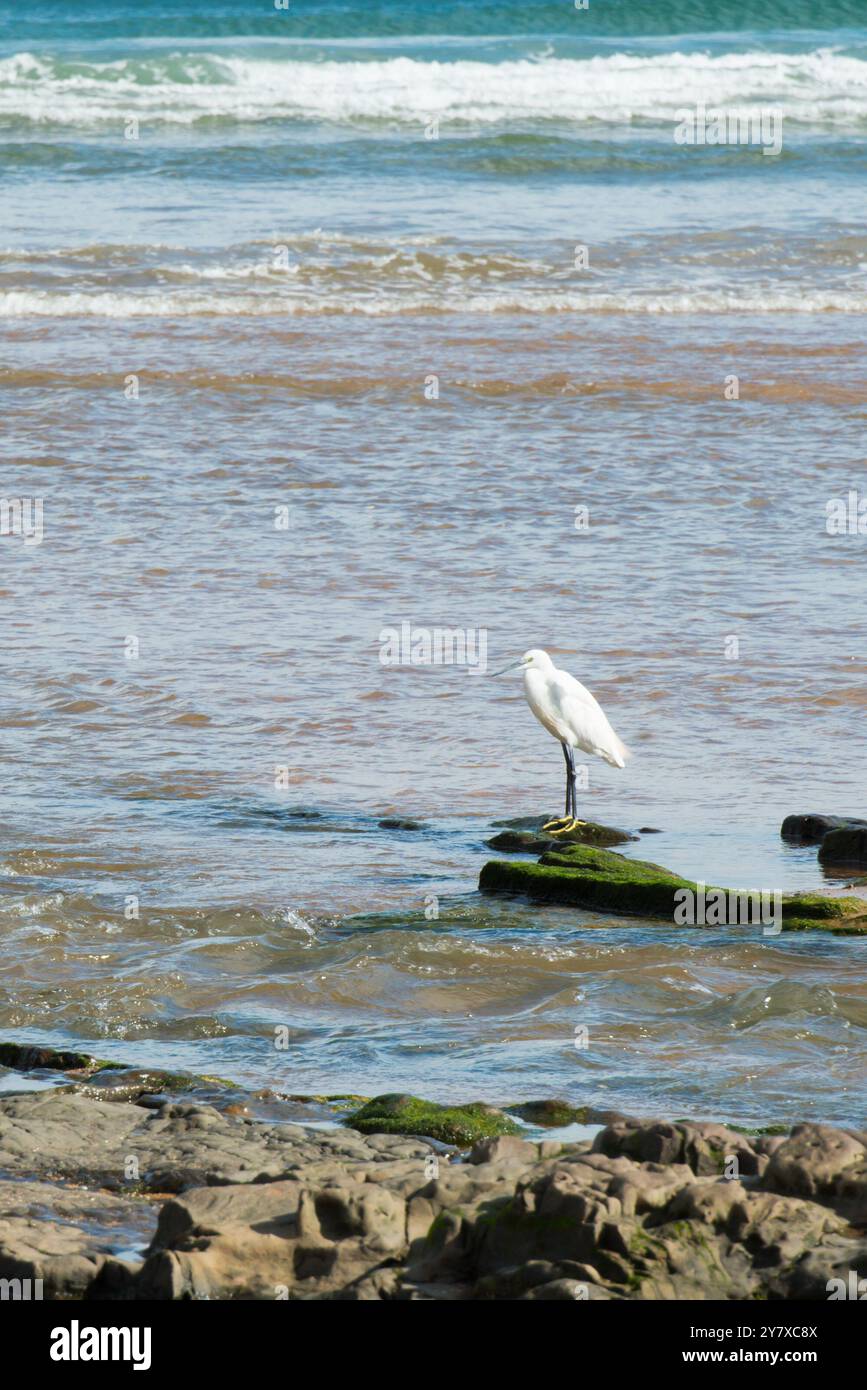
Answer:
[492, 648, 629, 829]
[521, 649, 629, 768]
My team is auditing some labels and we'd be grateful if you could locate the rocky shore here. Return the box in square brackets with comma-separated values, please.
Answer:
[0, 1047, 864, 1301]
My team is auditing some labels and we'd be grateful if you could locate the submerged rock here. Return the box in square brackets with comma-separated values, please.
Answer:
[781, 813, 867, 845]
[348, 1093, 520, 1146]
[0, 1043, 122, 1074]
[505, 1099, 588, 1127]
[478, 842, 867, 933]
[0, 1042, 241, 1107]
[780, 814, 867, 870]
[78, 1067, 238, 1106]
[819, 826, 867, 868]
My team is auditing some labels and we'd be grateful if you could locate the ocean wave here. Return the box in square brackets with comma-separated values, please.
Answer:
[2, 48, 867, 126]
[2, 287, 867, 316]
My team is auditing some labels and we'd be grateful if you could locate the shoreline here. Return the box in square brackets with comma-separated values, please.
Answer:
[0, 1044, 864, 1301]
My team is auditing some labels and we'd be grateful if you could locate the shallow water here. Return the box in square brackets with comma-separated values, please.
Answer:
[1, 0, 865, 1127]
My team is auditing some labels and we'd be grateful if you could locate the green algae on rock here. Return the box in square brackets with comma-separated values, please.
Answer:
[505, 1099, 588, 1127]
[348, 1093, 520, 1146]
[486, 829, 559, 853]
[479, 843, 867, 934]
[487, 819, 636, 854]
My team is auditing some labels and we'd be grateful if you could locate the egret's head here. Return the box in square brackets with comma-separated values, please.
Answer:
[490, 648, 552, 676]
[520, 648, 552, 670]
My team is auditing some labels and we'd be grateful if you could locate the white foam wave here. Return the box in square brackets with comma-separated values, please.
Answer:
[2, 287, 866, 317]
[1, 48, 866, 126]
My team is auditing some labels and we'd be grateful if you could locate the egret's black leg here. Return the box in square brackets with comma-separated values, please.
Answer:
[543, 747, 579, 835]
[561, 742, 573, 818]
[564, 743, 578, 819]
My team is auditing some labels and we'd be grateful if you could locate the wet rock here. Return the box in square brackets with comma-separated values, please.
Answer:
[348, 1093, 520, 1146]
[486, 830, 559, 854]
[78, 1067, 234, 1106]
[819, 826, 867, 868]
[487, 822, 635, 854]
[0, 1042, 244, 1110]
[0, 1042, 119, 1074]
[546, 821, 637, 847]
[505, 1098, 587, 1127]
[378, 817, 424, 831]
[480, 843, 692, 916]
[0, 1179, 155, 1298]
[479, 842, 867, 933]
[781, 813, 867, 845]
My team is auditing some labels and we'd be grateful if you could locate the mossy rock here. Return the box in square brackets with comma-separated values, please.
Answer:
[479, 844, 867, 935]
[778, 894, 867, 933]
[505, 1099, 588, 1127]
[0, 1043, 125, 1074]
[487, 830, 559, 854]
[347, 1093, 520, 1146]
[544, 821, 637, 848]
[480, 844, 693, 919]
[488, 821, 635, 854]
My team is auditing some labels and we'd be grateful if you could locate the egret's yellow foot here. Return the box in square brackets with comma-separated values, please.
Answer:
[542, 816, 587, 836]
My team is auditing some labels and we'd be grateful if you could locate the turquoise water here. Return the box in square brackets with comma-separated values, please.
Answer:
[0, 0, 865, 1127]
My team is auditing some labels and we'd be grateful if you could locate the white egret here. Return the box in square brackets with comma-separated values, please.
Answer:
[491, 648, 629, 833]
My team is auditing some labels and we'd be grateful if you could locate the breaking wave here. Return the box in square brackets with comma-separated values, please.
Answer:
[2, 48, 867, 127]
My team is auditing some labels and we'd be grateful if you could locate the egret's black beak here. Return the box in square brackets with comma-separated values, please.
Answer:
[490, 659, 524, 676]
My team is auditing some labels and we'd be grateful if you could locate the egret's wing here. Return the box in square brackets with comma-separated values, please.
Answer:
[551, 672, 630, 768]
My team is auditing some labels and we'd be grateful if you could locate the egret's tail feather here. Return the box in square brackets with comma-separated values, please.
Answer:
[600, 732, 630, 768]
